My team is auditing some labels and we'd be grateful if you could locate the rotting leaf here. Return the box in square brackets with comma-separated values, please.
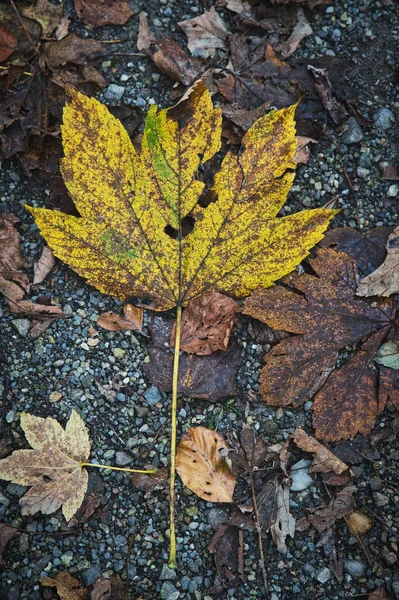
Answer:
[176, 427, 236, 502]
[178, 7, 230, 59]
[227, 424, 278, 475]
[0, 24, 17, 64]
[208, 510, 246, 591]
[97, 304, 144, 333]
[357, 225, 399, 297]
[0, 410, 91, 521]
[0, 522, 19, 565]
[145, 314, 242, 401]
[170, 293, 238, 355]
[40, 571, 88, 600]
[67, 490, 102, 528]
[298, 486, 356, 534]
[269, 482, 295, 553]
[130, 466, 168, 499]
[33, 246, 56, 285]
[243, 248, 395, 413]
[274, 8, 312, 59]
[291, 428, 352, 476]
[74, 0, 133, 29]
[368, 588, 391, 600]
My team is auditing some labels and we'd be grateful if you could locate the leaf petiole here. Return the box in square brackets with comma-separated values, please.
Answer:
[79, 462, 157, 475]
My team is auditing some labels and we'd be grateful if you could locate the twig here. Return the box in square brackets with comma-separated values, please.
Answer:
[249, 472, 269, 599]
[16, 527, 77, 536]
[125, 528, 138, 594]
[1, 374, 9, 437]
[87, 52, 148, 60]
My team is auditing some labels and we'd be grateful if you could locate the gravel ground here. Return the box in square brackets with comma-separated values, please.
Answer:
[1, 1, 399, 599]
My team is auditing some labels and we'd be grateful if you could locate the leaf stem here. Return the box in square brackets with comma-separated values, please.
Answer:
[80, 462, 157, 475]
[168, 302, 182, 568]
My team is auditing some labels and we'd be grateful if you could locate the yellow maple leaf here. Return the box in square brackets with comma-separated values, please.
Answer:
[26, 81, 337, 566]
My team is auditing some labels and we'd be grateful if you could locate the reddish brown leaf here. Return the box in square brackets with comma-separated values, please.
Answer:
[208, 509, 246, 591]
[97, 304, 144, 333]
[302, 486, 356, 533]
[40, 571, 89, 599]
[0, 523, 19, 565]
[91, 576, 112, 600]
[145, 315, 242, 401]
[67, 491, 102, 528]
[271, 0, 331, 6]
[170, 293, 238, 355]
[243, 248, 395, 412]
[291, 428, 351, 475]
[379, 366, 399, 412]
[74, 0, 133, 29]
[227, 424, 281, 475]
[312, 328, 390, 441]
[0, 24, 17, 64]
[130, 466, 168, 499]
[382, 165, 399, 180]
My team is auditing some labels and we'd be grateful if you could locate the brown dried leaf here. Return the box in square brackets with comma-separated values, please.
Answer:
[90, 576, 111, 600]
[345, 510, 374, 537]
[179, 7, 230, 58]
[145, 315, 243, 401]
[40, 571, 89, 600]
[22, 0, 63, 38]
[0, 24, 17, 64]
[243, 248, 395, 415]
[291, 427, 351, 475]
[74, 0, 133, 29]
[368, 588, 391, 600]
[271, 0, 331, 6]
[208, 513, 245, 591]
[379, 366, 399, 412]
[269, 482, 295, 553]
[98, 304, 143, 333]
[357, 226, 399, 297]
[176, 427, 236, 503]
[67, 491, 102, 527]
[293, 136, 316, 164]
[274, 8, 312, 59]
[33, 246, 56, 284]
[170, 292, 238, 355]
[382, 166, 399, 180]
[303, 486, 355, 533]
[130, 466, 168, 499]
[312, 327, 390, 441]
[0, 213, 28, 288]
[0, 522, 19, 565]
[137, 12, 156, 51]
[227, 424, 279, 475]
[320, 226, 393, 277]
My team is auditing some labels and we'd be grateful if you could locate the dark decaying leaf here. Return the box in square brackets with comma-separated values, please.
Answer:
[382, 165, 399, 180]
[74, 0, 133, 29]
[40, 571, 89, 599]
[67, 491, 102, 527]
[298, 486, 355, 534]
[91, 576, 112, 600]
[145, 315, 243, 401]
[316, 528, 344, 582]
[368, 588, 391, 600]
[0, 24, 17, 64]
[130, 467, 168, 499]
[243, 248, 395, 414]
[312, 327, 390, 441]
[357, 225, 399, 298]
[320, 226, 393, 277]
[0, 523, 19, 565]
[97, 304, 144, 333]
[170, 292, 238, 355]
[379, 366, 399, 412]
[208, 508, 247, 591]
[227, 424, 280, 475]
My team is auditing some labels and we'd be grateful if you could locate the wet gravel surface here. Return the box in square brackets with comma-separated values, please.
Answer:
[0, 0, 399, 599]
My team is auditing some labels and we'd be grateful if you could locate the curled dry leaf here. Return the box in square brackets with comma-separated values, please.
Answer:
[98, 304, 144, 333]
[33, 246, 56, 284]
[227, 424, 280, 475]
[357, 226, 399, 298]
[0, 410, 91, 522]
[178, 7, 230, 58]
[208, 509, 247, 591]
[0, 523, 19, 565]
[40, 571, 88, 600]
[176, 427, 236, 503]
[299, 486, 355, 533]
[170, 292, 238, 355]
[291, 427, 352, 475]
[74, 0, 133, 29]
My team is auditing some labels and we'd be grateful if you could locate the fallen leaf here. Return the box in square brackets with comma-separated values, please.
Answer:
[382, 165, 399, 180]
[208, 511, 245, 590]
[55, 15, 71, 41]
[170, 293, 238, 355]
[293, 136, 315, 164]
[0, 523, 19, 565]
[179, 7, 230, 58]
[137, 12, 156, 51]
[67, 491, 102, 527]
[345, 510, 374, 537]
[271, 0, 331, 6]
[33, 246, 56, 284]
[74, 0, 133, 29]
[145, 315, 243, 401]
[0, 212, 29, 288]
[375, 341, 399, 370]
[98, 304, 144, 333]
[300, 486, 355, 533]
[312, 327, 391, 441]
[22, 0, 63, 37]
[274, 8, 312, 59]
[130, 466, 168, 499]
[307, 64, 348, 124]
[243, 248, 395, 413]
[291, 428, 351, 475]
[226, 424, 281, 475]
[269, 482, 295, 553]
[357, 225, 399, 297]
[0, 24, 17, 64]
[176, 427, 236, 502]
[40, 571, 88, 600]
[0, 410, 91, 521]
[379, 366, 399, 412]
[320, 226, 393, 277]
[91, 576, 111, 600]
[368, 588, 391, 600]
[215, 0, 249, 12]
[28, 83, 336, 312]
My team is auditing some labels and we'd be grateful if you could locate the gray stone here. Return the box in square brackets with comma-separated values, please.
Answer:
[115, 451, 133, 466]
[104, 84, 125, 102]
[393, 571, 399, 600]
[160, 581, 180, 600]
[340, 117, 364, 144]
[357, 167, 370, 179]
[373, 107, 395, 131]
[373, 492, 389, 507]
[144, 385, 163, 405]
[387, 184, 399, 198]
[290, 459, 313, 492]
[207, 507, 229, 531]
[344, 559, 366, 577]
[60, 551, 74, 567]
[12, 319, 31, 337]
[160, 564, 177, 580]
[82, 565, 102, 586]
[315, 567, 331, 583]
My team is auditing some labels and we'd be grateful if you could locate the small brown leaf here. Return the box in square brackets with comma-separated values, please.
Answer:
[130, 466, 168, 498]
[382, 165, 399, 180]
[303, 486, 355, 533]
[227, 424, 279, 476]
[33, 246, 56, 284]
[357, 225, 399, 297]
[345, 510, 374, 537]
[291, 427, 352, 475]
[208, 510, 245, 590]
[274, 8, 312, 59]
[0, 24, 17, 64]
[137, 12, 156, 51]
[74, 0, 133, 29]
[179, 7, 230, 58]
[91, 576, 112, 600]
[98, 304, 143, 333]
[0, 523, 19, 565]
[176, 427, 236, 503]
[67, 491, 102, 527]
[40, 571, 89, 600]
[171, 292, 238, 355]
[368, 588, 391, 600]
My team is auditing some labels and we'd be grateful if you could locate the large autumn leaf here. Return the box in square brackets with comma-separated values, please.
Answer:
[27, 82, 336, 310]
[0, 410, 90, 522]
